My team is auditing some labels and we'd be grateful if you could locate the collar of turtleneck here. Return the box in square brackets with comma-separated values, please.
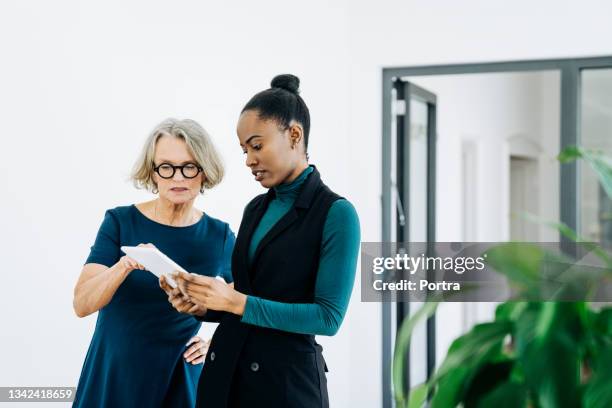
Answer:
[273, 165, 314, 201]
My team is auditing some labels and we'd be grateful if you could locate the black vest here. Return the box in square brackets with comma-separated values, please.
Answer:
[196, 167, 341, 408]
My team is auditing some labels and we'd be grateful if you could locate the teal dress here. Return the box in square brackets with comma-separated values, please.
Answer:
[73, 205, 234, 408]
[241, 166, 361, 335]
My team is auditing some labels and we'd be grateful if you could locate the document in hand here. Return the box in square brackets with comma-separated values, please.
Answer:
[120, 246, 184, 288]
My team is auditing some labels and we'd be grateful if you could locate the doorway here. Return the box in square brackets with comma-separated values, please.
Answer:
[381, 56, 612, 408]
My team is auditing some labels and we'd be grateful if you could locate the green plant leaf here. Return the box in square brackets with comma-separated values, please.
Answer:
[393, 301, 439, 406]
[429, 321, 512, 408]
[486, 242, 611, 301]
[521, 212, 612, 269]
[495, 301, 528, 322]
[584, 307, 612, 374]
[557, 146, 612, 199]
[593, 307, 612, 338]
[485, 243, 543, 288]
[516, 303, 584, 408]
[473, 380, 529, 408]
[583, 343, 612, 408]
[430, 366, 471, 408]
[407, 383, 428, 408]
[557, 145, 582, 163]
[463, 359, 515, 406]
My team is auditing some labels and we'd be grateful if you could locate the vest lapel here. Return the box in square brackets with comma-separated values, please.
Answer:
[250, 207, 299, 267]
[250, 167, 321, 269]
[235, 189, 274, 292]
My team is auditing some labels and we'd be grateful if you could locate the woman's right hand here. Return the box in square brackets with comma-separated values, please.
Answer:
[73, 245, 147, 318]
[118, 255, 145, 273]
[160, 275, 207, 316]
[118, 243, 154, 273]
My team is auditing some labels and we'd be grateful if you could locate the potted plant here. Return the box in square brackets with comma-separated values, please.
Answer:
[394, 146, 612, 408]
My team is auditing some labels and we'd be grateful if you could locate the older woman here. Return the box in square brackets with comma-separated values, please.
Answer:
[72, 118, 234, 407]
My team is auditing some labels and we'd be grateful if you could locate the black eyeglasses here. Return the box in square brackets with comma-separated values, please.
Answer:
[153, 163, 203, 179]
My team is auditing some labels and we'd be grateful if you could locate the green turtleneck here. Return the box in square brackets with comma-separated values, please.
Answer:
[241, 165, 360, 336]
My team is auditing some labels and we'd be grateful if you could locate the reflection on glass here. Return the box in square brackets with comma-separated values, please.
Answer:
[581, 69, 612, 246]
[408, 98, 429, 387]
[409, 99, 428, 242]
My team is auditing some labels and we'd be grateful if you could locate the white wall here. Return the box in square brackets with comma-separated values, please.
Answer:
[0, 1, 354, 407]
[1, 1, 612, 407]
[346, 1, 611, 405]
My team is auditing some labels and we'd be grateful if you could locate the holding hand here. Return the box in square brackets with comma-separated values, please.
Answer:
[119, 243, 155, 273]
[183, 336, 209, 365]
[173, 271, 246, 316]
[118, 255, 145, 273]
[159, 275, 207, 316]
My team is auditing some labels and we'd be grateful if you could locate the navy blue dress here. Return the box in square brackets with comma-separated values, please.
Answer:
[73, 205, 234, 408]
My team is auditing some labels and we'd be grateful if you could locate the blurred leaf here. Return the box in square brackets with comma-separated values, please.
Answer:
[557, 146, 582, 163]
[584, 307, 612, 373]
[485, 243, 543, 288]
[495, 301, 528, 322]
[516, 303, 584, 408]
[583, 344, 612, 408]
[407, 383, 428, 408]
[463, 360, 515, 407]
[593, 307, 612, 338]
[393, 301, 439, 406]
[429, 321, 511, 408]
[487, 242, 611, 301]
[558, 146, 612, 199]
[430, 365, 471, 408]
[472, 380, 528, 408]
[521, 212, 612, 269]
[513, 303, 542, 355]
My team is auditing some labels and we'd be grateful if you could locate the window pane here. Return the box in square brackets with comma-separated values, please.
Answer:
[580, 68, 612, 246]
[409, 99, 428, 242]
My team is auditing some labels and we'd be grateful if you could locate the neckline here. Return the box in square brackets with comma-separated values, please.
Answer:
[131, 204, 207, 229]
[274, 165, 314, 195]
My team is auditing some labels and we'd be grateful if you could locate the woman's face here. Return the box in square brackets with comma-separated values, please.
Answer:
[237, 110, 302, 188]
[152, 135, 203, 204]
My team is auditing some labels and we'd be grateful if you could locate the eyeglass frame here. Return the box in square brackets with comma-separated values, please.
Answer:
[153, 162, 203, 179]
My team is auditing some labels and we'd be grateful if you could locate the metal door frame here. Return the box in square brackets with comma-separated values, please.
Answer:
[381, 56, 612, 408]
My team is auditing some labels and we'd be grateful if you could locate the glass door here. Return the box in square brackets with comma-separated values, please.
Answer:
[392, 79, 437, 395]
[580, 68, 612, 247]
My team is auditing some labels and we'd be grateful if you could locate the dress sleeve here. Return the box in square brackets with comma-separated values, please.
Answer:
[197, 224, 236, 323]
[85, 210, 121, 267]
[221, 225, 235, 283]
[240, 199, 360, 336]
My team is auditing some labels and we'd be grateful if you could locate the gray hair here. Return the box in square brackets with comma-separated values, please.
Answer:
[131, 118, 224, 192]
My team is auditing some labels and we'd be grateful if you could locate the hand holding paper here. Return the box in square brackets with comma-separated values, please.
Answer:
[173, 271, 246, 316]
[120, 245, 183, 288]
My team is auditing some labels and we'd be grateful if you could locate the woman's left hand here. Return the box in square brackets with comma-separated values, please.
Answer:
[184, 336, 209, 365]
[159, 275, 207, 316]
[173, 271, 247, 316]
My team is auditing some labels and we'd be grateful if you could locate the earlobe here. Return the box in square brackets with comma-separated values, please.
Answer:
[151, 173, 159, 194]
[290, 124, 303, 148]
[200, 175, 207, 193]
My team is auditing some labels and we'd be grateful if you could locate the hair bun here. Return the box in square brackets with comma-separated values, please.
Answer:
[270, 74, 300, 94]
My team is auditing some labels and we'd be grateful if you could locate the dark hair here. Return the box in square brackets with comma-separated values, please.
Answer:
[241, 74, 311, 155]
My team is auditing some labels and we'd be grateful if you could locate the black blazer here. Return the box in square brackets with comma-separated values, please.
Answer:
[196, 167, 341, 408]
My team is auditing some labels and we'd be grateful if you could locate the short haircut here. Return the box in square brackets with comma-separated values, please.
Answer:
[131, 118, 224, 192]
